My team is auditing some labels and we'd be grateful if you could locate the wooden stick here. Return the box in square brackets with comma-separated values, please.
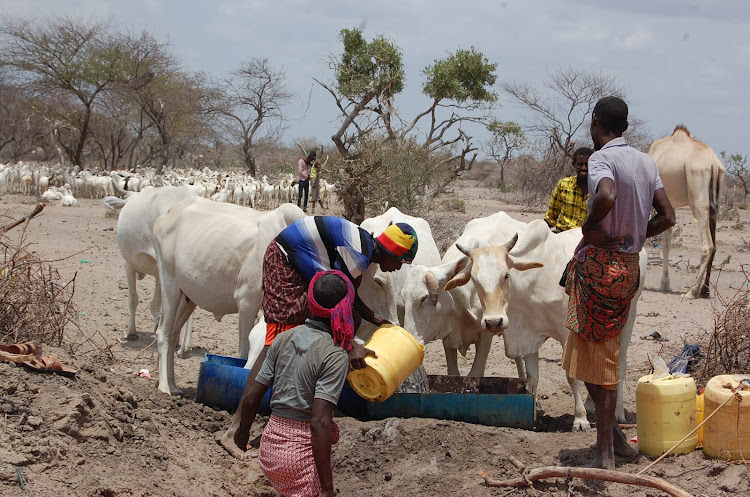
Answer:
[507, 455, 526, 472]
[637, 391, 741, 475]
[0, 203, 44, 233]
[479, 466, 693, 497]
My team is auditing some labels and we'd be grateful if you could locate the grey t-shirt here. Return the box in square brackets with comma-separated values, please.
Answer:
[586, 137, 665, 254]
[256, 319, 349, 422]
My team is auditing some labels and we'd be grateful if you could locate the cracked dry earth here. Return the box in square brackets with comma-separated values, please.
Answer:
[1, 183, 750, 496]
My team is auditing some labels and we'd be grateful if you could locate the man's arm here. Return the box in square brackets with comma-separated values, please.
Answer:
[233, 380, 269, 455]
[544, 182, 563, 228]
[646, 188, 676, 238]
[311, 398, 336, 497]
[580, 177, 624, 250]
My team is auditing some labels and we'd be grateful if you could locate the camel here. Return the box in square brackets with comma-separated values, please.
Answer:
[648, 125, 726, 299]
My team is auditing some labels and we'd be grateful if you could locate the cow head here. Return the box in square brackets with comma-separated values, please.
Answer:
[401, 256, 471, 345]
[446, 233, 544, 335]
[357, 264, 399, 341]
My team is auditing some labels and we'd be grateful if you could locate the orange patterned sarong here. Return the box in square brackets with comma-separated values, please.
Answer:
[563, 248, 640, 342]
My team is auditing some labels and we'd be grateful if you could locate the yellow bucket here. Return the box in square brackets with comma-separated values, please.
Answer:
[696, 391, 704, 448]
[636, 374, 698, 457]
[347, 324, 424, 403]
[703, 374, 750, 460]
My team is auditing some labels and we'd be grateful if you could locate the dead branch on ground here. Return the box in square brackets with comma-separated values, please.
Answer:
[479, 465, 693, 497]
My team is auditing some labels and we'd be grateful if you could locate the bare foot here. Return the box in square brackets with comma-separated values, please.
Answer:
[219, 427, 251, 460]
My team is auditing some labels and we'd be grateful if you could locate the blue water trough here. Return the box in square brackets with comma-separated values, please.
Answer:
[196, 354, 535, 429]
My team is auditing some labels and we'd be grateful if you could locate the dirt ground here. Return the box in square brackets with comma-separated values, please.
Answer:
[1, 181, 749, 497]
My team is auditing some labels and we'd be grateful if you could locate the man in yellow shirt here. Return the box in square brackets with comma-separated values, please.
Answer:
[544, 147, 593, 232]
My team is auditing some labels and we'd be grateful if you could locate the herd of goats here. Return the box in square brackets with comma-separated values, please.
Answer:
[0, 161, 338, 209]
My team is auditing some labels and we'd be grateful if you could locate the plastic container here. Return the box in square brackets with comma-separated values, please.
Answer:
[696, 391, 704, 448]
[636, 374, 698, 457]
[347, 324, 425, 402]
[703, 374, 750, 460]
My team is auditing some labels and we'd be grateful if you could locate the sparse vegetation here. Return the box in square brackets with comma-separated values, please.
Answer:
[441, 198, 466, 213]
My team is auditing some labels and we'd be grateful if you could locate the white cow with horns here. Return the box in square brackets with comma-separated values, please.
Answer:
[648, 125, 726, 299]
[152, 197, 305, 395]
[400, 212, 646, 429]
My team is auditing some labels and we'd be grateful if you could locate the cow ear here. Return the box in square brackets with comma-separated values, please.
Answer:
[443, 255, 472, 291]
[444, 272, 471, 291]
[456, 243, 471, 258]
[508, 255, 544, 272]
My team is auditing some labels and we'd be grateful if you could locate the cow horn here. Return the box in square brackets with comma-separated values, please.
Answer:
[503, 233, 519, 253]
[425, 271, 439, 305]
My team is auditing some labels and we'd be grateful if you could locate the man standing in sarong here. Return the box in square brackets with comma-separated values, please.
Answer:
[221, 216, 418, 458]
[562, 96, 675, 470]
[234, 271, 357, 497]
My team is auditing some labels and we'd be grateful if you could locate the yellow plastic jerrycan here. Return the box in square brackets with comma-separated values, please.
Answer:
[636, 374, 698, 457]
[696, 390, 704, 448]
[703, 374, 750, 460]
[347, 324, 424, 402]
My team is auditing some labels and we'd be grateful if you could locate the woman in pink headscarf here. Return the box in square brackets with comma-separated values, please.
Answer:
[235, 270, 357, 497]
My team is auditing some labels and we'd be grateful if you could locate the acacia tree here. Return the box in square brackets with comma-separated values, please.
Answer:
[210, 58, 293, 177]
[722, 151, 749, 199]
[117, 32, 211, 174]
[0, 16, 139, 168]
[316, 28, 497, 220]
[0, 80, 51, 162]
[504, 67, 625, 174]
[486, 120, 525, 191]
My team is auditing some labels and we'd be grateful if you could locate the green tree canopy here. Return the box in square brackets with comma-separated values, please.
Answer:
[423, 47, 497, 104]
[336, 28, 404, 100]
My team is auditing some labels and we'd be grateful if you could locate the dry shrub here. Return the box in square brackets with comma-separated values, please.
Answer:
[693, 265, 750, 388]
[0, 207, 79, 348]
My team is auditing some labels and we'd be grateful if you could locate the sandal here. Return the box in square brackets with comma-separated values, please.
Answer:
[22, 353, 76, 378]
[0, 342, 41, 356]
[0, 350, 35, 363]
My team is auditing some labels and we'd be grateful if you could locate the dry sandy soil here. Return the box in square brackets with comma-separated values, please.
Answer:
[1, 182, 749, 497]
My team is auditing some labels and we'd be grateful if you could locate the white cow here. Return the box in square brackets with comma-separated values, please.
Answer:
[401, 212, 646, 429]
[102, 186, 197, 352]
[649, 125, 726, 299]
[358, 207, 442, 341]
[152, 198, 305, 394]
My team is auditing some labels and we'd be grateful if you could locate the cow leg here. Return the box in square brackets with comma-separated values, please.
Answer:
[237, 292, 263, 359]
[156, 274, 188, 395]
[659, 226, 673, 292]
[523, 352, 549, 417]
[124, 262, 140, 340]
[172, 297, 197, 355]
[149, 274, 162, 334]
[569, 376, 590, 431]
[515, 357, 526, 379]
[443, 342, 460, 376]
[467, 333, 493, 377]
[176, 312, 195, 359]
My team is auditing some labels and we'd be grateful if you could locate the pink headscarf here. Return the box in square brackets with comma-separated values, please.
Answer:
[307, 270, 356, 351]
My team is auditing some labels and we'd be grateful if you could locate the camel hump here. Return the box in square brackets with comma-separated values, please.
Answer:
[673, 124, 691, 136]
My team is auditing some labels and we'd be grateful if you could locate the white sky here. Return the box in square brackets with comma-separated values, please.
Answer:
[3, 0, 749, 160]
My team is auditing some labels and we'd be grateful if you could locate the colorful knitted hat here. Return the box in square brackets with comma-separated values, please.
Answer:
[375, 223, 418, 263]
